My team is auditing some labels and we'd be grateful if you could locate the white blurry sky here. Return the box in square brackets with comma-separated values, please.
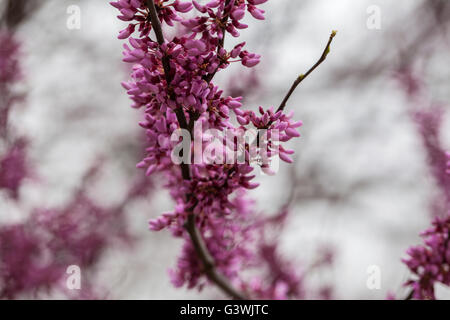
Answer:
[2, 0, 449, 299]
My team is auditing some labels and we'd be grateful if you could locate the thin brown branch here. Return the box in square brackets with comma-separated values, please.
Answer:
[146, 0, 173, 84]
[252, 31, 337, 173]
[146, 0, 247, 300]
[146, 0, 189, 179]
[185, 214, 247, 299]
[276, 30, 337, 113]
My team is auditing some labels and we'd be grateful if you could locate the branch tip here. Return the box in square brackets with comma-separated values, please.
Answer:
[276, 30, 337, 113]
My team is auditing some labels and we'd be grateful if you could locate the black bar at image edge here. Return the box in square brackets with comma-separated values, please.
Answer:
[0, 300, 445, 318]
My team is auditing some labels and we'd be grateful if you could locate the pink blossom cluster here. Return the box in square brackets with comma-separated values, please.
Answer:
[0, 195, 108, 298]
[112, 0, 194, 39]
[0, 195, 109, 299]
[236, 106, 302, 164]
[0, 168, 153, 299]
[402, 215, 450, 299]
[111, 0, 307, 296]
[397, 67, 450, 300]
[0, 28, 158, 299]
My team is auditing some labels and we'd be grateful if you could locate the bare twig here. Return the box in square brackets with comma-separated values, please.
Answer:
[146, 0, 246, 300]
[254, 32, 336, 147]
[276, 31, 337, 113]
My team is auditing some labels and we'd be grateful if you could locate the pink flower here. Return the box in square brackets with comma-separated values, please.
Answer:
[110, 0, 193, 39]
[402, 216, 450, 299]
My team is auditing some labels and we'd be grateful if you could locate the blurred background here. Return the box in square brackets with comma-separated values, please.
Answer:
[0, 0, 449, 299]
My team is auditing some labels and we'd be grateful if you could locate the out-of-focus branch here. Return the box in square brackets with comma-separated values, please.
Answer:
[0, 0, 40, 30]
